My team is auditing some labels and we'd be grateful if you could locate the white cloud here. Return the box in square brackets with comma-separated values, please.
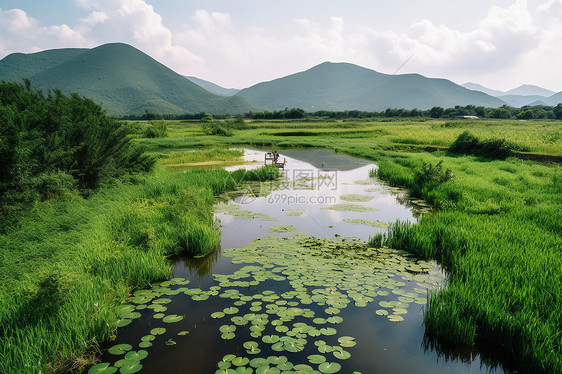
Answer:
[0, 8, 88, 56]
[80, 11, 107, 26]
[74, 0, 203, 69]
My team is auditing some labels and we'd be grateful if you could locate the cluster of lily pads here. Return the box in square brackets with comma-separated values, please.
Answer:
[91, 233, 443, 374]
[205, 234, 443, 373]
[215, 203, 277, 221]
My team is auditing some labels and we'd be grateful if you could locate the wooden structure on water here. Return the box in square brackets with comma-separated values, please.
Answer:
[265, 152, 286, 169]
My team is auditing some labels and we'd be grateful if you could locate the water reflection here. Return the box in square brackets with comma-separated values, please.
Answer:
[172, 249, 221, 278]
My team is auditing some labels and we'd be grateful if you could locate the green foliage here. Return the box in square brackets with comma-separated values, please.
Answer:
[429, 106, 444, 118]
[412, 161, 453, 196]
[200, 113, 214, 122]
[449, 131, 480, 154]
[143, 121, 167, 138]
[0, 81, 154, 221]
[202, 121, 233, 136]
[224, 117, 249, 129]
[449, 131, 529, 159]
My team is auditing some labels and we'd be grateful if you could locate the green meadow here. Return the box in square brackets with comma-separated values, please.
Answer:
[1, 112, 561, 373]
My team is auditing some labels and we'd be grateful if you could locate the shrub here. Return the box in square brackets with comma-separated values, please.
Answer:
[449, 131, 528, 160]
[144, 121, 167, 138]
[449, 131, 479, 155]
[412, 161, 453, 197]
[225, 117, 249, 130]
[202, 122, 232, 136]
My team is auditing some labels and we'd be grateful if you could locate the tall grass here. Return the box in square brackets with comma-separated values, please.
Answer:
[0, 165, 280, 373]
[368, 157, 562, 373]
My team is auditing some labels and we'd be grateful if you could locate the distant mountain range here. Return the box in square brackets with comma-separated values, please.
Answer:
[1, 42, 560, 115]
[185, 76, 240, 97]
[462, 82, 560, 107]
[0, 43, 257, 115]
[235, 62, 505, 111]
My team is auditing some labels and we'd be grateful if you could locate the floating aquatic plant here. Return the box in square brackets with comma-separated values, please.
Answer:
[215, 203, 277, 221]
[321, 204, 379, 213]
[267, 225, 299, 233]
[285, 209, 306, 216]
[108, 233, 443, 374]
[339, 194, 373, 202]
[343, 218, 389, 228]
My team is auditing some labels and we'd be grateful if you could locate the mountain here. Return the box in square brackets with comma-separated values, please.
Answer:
[545, 92, 562, 106]
[462, 82, 504, 97]
[0, 43, 257, 115]
[504, 84, 555, 97]
[236, 62, 506, 112]
[498, 95, 549, 107]
[185, 76, 240, 97]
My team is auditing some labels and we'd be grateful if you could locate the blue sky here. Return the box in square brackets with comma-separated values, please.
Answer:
[1, 0, 561, 91]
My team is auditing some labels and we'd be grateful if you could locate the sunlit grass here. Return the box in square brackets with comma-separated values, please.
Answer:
[157, 148, 244, 165]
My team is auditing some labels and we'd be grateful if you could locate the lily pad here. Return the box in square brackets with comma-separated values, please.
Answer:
[88, 363, 117, 374]
[125, 350, 148, 361]
[162, 314, 184, 323]
[150, 327, 166, 335]
[319, 362, 341, 373]
[108, 344, 132, 356]
[118, 360, 142, 374]
[343, 219, 389, 228]
[321, 204, 379, 213]
[232, 357, 250, 366]
[285, 209, 306, 216]
[340, 194, 373, 202]
[308, 355, 326, 364]
[267, 225, 299, 233]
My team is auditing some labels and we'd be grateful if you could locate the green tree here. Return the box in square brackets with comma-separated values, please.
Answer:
[429, 106, 444, 118]
[553, 104, 562, 119]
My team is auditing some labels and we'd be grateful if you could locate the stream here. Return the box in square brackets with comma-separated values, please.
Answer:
[93, 149, 506, 374]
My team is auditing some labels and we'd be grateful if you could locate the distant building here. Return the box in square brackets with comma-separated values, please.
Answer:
[454, 115, 480, 120]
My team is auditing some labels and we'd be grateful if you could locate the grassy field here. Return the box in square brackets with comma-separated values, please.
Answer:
[0, 148, 279, 373]
[134, 118, 562, 156]
[134, 117, 562, 373]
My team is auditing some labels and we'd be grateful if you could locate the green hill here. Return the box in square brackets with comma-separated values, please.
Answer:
[0, 43, 257, 115]
[236, 62, 506, 111]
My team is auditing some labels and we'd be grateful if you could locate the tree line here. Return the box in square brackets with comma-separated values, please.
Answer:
[119, 104, 562, 121]
[243, 104, 562, 120]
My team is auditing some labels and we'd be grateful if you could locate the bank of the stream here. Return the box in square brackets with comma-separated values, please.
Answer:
[0, 163, 280, 374]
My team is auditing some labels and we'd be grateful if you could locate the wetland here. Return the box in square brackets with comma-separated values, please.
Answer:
[92, 149, 507, 374]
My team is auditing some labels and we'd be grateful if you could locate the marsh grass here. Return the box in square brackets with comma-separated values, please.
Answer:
[0, 164, 280, 373]
[368, 157, 562, 373]
[157, 148, 244, 165]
